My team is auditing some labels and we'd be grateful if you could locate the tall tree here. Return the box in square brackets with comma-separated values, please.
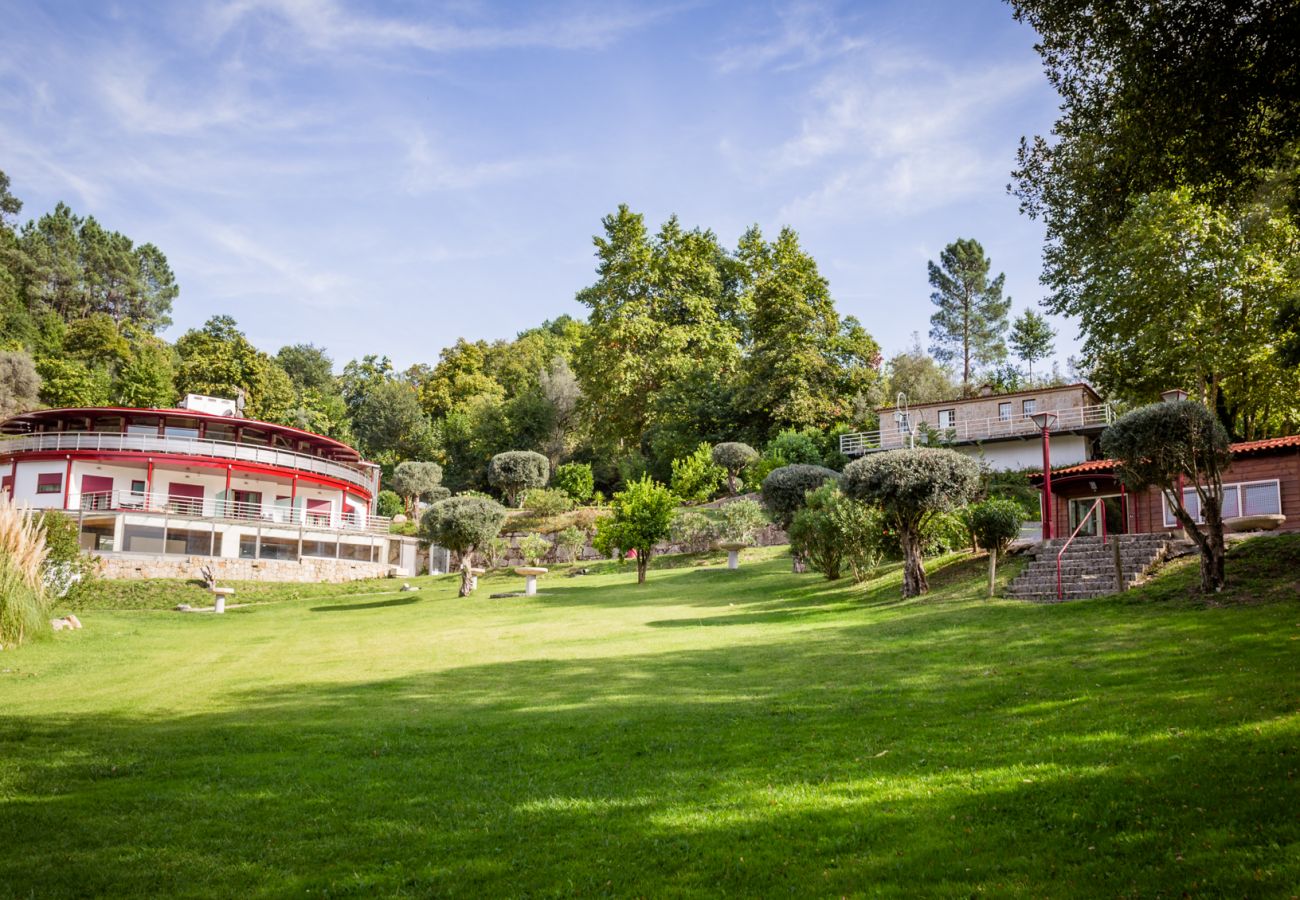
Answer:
[0, 350, 40, 417]
[1008, 310, 1056, 380]
[738, 226, 881, 437]
[884, 335, 958, 407]
[927, 238, 1011, 391]
[174, 316, 294, 422]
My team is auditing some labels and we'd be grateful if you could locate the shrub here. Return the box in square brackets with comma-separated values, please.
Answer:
[522, 488, 574, 517]
[487, 451, 550, 507]
[1102, 399, 1232, 593]
[761, 464, 841, 572]
[420, 496, 507, 595]
[517, 532, 552, 566]
[484, 537, 510, 569]
[669, 510, 717, 553]
[843, 449, 981, 598]
[0, 494, 51, 648]
[552, 463, 594, 504]
[670, 443, 726, 502]
[591, 491, 606, 507]
[376, 490, 404, 519]
[711, 442, 758, 494]
[788, 485, 881, 582]
[592, 476, 677, 583]
[717, 498, 768, 544]
[968, 498, 1025, 597]
[766, 428, 825, 465]
[35, 512, 95, 601]
[829, 495, 884, 583]
[555, 525, 587, 563]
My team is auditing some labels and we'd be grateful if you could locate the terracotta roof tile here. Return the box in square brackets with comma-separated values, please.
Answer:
[1027, 434, 1300, 482]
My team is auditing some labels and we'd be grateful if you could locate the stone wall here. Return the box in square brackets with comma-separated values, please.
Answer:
[95, 553, 396, 583]
[488, 522, 788, 568]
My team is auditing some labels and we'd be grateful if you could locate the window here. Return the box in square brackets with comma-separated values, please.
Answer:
[998, 402, 1012, 421]
[938, 409, 955, 429]
[36, 472, 62, 494]
[895, 413, 911, 434]
[1, 475, 12, 497]
[130, 479, 146, 495]
[1023, 398, 1037, 417]
[1162, 480, 1280, 526]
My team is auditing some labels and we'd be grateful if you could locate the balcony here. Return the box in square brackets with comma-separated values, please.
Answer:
[78, 490, 393, 535]
[1, 431, 375, 494]
[840, 403, 1116, 456]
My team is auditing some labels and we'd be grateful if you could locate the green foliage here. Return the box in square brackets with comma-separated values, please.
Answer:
[346, 376, 435, 467]
[0, 495, 51, 648]
[113, 338, 177, 408]
[884, 337, 959, 407]
[516, 532, 552, 566]
[843, 449, 981, 597]
[376, 490, 404, 519]
[552, 462, 594, 503]
[759, 464, 840, 530]
[484, 536, 510, 569]
[717, 498, 768, 544]
[967, 499, 1025, 555]
[555, 525, 588, 563]
[174, 316, 294, 422]
[390, 461, 444, 515]
[420, 496, 507, 559]
[521, 488, 574, 518]
[488, 451, 550, 507]
[36, 356, 110, 407]
[788, 485, 848, 580]
[669, 510, 717, 553]
[928, 238, 1011, 389]
[670, 442, 726, 502]
[0, 349, 40, 417]
[764, 428, 824, 467]
[1008, 310, 1056, 379]
[591, 475, 677, 582]
[711, 442, 758, 493]
[985, 470, 1042, 521]
[34, 512, 95, 600]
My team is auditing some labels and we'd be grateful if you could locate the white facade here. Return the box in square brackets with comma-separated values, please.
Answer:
[955, 435, 1091, 472]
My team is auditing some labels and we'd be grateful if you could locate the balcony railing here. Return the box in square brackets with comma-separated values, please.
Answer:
[0, 431, 375, 493]
[78, 490, 392, 535]
[840, 403, 1116, 456]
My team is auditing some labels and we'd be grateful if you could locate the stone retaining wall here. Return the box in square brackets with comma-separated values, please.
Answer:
[95, 553, 395, 583]
[490, 523, 788, 568]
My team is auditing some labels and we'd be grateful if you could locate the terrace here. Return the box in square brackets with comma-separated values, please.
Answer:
[840, 402, 1116, 456]
[76, 489, 393, 535]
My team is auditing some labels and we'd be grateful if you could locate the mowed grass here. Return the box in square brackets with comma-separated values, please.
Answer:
[1, 542, 1298, 897]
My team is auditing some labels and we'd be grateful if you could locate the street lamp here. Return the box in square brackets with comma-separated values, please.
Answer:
[1029, 411, 1059, 541]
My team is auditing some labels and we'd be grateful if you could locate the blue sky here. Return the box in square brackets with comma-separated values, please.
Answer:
[0, 0, 1072, 371]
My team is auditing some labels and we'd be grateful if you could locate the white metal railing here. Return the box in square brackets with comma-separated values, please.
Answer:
[0, 431, 374, 493]
[839, 403, 1117, 456]
[78, 490, 392, 535]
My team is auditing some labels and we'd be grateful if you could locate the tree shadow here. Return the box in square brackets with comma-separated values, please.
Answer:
[311, 595, 423, 612]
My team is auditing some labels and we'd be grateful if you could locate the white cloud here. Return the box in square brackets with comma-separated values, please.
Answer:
[400, 130, 566, 193]
[715, 1, 868, 73]
[204, 0, 679, 55]
[202, 224, 360, 310]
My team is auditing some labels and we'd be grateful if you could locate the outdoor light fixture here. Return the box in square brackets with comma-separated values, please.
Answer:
[1029, 411, 1059, 541]
[1161, 388, 1189, 403]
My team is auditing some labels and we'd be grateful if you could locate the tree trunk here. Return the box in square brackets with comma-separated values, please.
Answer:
[458, 557, 474, 597]
[900, 529, 928, 597]
[727, 472, 736, 494]
[1169, 489, 1227, 595]
[987, 548, 997, 598]
[637, 555, 648, 584]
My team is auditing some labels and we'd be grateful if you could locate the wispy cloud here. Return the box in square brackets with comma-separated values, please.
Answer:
[204, 0, 678, 55]
[715, 1, 868, 73]
[400, 130, 567, 193]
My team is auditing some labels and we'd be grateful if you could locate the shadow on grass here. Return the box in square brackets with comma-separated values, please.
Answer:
[310, 595, 424, 612]
[1, 594, 1296, 898]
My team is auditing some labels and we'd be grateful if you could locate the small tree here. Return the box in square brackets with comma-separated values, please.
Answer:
[488, 451, 550, 507]
[968, 498, 1025, 598]
[376, 490, 404, 519]
[591, 476, 677, 583]
[718, 498, 768, 544]
[669, 509, 717, 553]
[1101, 399, 1232, 593]
[552, 462, 594, 504]
[670, 442, 726, 502]
[0, 350, 41, 418]
[711, 442, 759, 494]
[788, 485, 847, 580]
[1008, 310, 1056, 381]
[517, 533, 552, 566]
[843, 449, 981, 598]
[390, 461, 444, 517]
[760, 464, 840, 572]
[420, 496, 507, 596]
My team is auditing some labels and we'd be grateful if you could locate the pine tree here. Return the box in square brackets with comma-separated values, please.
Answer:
[927, 238, 1011, 392]
[1008, 309, 1056, 380]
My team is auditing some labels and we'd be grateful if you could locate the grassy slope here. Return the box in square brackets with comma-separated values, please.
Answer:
[1, 542, 1297, 898]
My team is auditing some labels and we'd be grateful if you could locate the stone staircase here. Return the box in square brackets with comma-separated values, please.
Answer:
[1006, 534, 1174, 602]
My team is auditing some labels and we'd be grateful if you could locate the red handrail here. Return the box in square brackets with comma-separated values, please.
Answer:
[1057, 497, 1105, 601]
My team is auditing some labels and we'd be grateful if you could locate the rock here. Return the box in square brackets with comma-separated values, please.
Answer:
[175, 603, 193, 612]
[67, 615, 82, 629]
[400, 583, 419, 592]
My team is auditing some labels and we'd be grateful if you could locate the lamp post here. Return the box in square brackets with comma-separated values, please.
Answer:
[1030, 411, 1059, 541]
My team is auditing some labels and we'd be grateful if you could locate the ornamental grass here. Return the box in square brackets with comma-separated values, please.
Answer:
[0, 492, 51, 648]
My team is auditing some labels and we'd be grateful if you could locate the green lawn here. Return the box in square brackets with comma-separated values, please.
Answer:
[2, 541, 1297, 897]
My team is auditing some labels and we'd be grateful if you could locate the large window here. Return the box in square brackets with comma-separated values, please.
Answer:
[938, 409, 955, 429]
[1162, 479, 1281, 526]
[1023, 398, 1038, 417]
[998, 402, 1012, 421]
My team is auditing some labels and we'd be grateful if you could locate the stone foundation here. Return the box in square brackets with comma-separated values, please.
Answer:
[95, 553, 396, 583]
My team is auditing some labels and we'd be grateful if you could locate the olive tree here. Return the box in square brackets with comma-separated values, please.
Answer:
[760, 464, 839, 572]
[1101, 399, 1231, 593]
[420, 496, 507, 596]
[592, 475, 677, 584]
[711, 442, 759, 494]
[487, 450, 550, 507]
[0, 350, 41, 418]
[843, 449, 980, 598]
[967, 498, 1025, 598]
[390, 460, 444, 518]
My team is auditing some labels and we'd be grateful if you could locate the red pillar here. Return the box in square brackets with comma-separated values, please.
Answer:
[290, 476, 298, 523]
[1040, 426, 1054, 541]
[146, 459, 154, 508]
[62, 455, 73, 510]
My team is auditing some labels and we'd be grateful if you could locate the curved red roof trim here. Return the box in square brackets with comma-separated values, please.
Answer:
[1027, 435, 1300, 483]
[0, 406, 369, 463]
